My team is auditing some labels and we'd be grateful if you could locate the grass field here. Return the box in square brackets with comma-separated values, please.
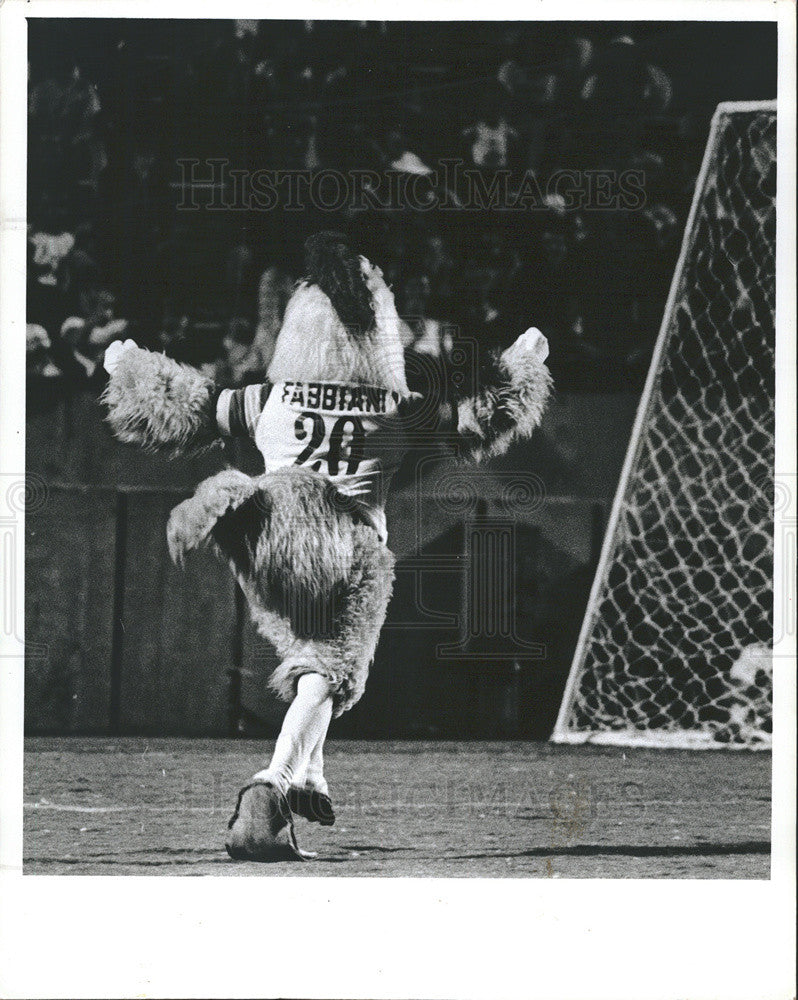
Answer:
[23, 738, 771, 878]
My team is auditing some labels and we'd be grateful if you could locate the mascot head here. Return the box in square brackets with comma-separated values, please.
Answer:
[268, 231, 410, 397]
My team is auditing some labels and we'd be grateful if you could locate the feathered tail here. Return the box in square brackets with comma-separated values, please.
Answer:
[101, 344, 219, 454]
[167, 467, 372, 638]
[454, 328, 553, 463]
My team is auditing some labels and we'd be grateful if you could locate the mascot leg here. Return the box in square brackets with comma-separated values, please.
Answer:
[304, 734, 327, 792]
[282, 527, 394, 828]
[225, 673, 333, 861]
[252, 673, 333, 793]
[252, 673, 337, 826]
[287, 720, 336, 826]
[288, 730, 335, 826]
[293, 730, 328, 794]
[227, 523, 394, 858]
[192, 470, 395, 860]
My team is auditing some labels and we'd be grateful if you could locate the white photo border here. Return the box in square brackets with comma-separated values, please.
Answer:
[1, 2, 795, 998]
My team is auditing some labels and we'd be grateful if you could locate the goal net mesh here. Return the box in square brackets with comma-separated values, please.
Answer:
[553, 103, 776, 749]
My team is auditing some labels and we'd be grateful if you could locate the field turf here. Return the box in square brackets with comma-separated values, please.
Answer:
[23, 738, 770, 878]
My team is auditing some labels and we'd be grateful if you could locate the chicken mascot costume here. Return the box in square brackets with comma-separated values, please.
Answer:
[102, 231, 552, 861]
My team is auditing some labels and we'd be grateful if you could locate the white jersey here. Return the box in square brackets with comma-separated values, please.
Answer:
[216, 380, 408, 542]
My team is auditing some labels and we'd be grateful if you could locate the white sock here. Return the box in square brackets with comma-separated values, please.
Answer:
[291, 728, 328, 792]
[253, 673, 333, 796]
[300, 733, 329, 796]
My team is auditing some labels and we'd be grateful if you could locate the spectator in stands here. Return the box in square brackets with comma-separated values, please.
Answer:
[556, 35, 594, 105]
[400, 274, 447, 358]
[57, 288, 129, 381]
[65, 64, 107, 198]
[582, 35, 672, 113]
[462, 111, 519, 170]
[624, 203, 679, 380]
[157, 313, 191, 357]
[27, 227, 78, 337]
[254, 264, 293, 366]
[215, 264, 293, 384]
[582, 35, 649, 111]
[496, 30, 533, 114]
[26, 324, 62, 379]
[383, 129, 434, 176]
[497, 54, 528, 102]
[29, 229, 76, 288]
[298, 114, 323, 172]
[217, 318, 260, 386]
[421, 234, 456, 322]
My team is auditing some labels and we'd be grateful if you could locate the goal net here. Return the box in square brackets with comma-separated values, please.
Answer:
[552, 102, 776, 750]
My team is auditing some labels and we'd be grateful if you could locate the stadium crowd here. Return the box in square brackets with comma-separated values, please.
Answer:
[27, 20, 698, 407]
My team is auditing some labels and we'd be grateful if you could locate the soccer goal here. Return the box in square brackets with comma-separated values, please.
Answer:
[552, 101, 777, 750]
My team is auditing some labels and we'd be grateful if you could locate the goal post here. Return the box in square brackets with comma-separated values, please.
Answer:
[552, 101, 777, 750]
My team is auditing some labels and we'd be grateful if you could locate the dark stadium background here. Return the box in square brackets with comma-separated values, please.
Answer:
[25, 19, 777, 740]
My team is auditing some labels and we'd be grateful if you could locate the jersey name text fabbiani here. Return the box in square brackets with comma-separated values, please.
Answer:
[215, 380, 408, 542]
[279, 381, 395, 415]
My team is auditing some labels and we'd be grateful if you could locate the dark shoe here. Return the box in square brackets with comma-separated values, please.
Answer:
[288, 785, 336, 826]
[225, 781, 315, 861]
